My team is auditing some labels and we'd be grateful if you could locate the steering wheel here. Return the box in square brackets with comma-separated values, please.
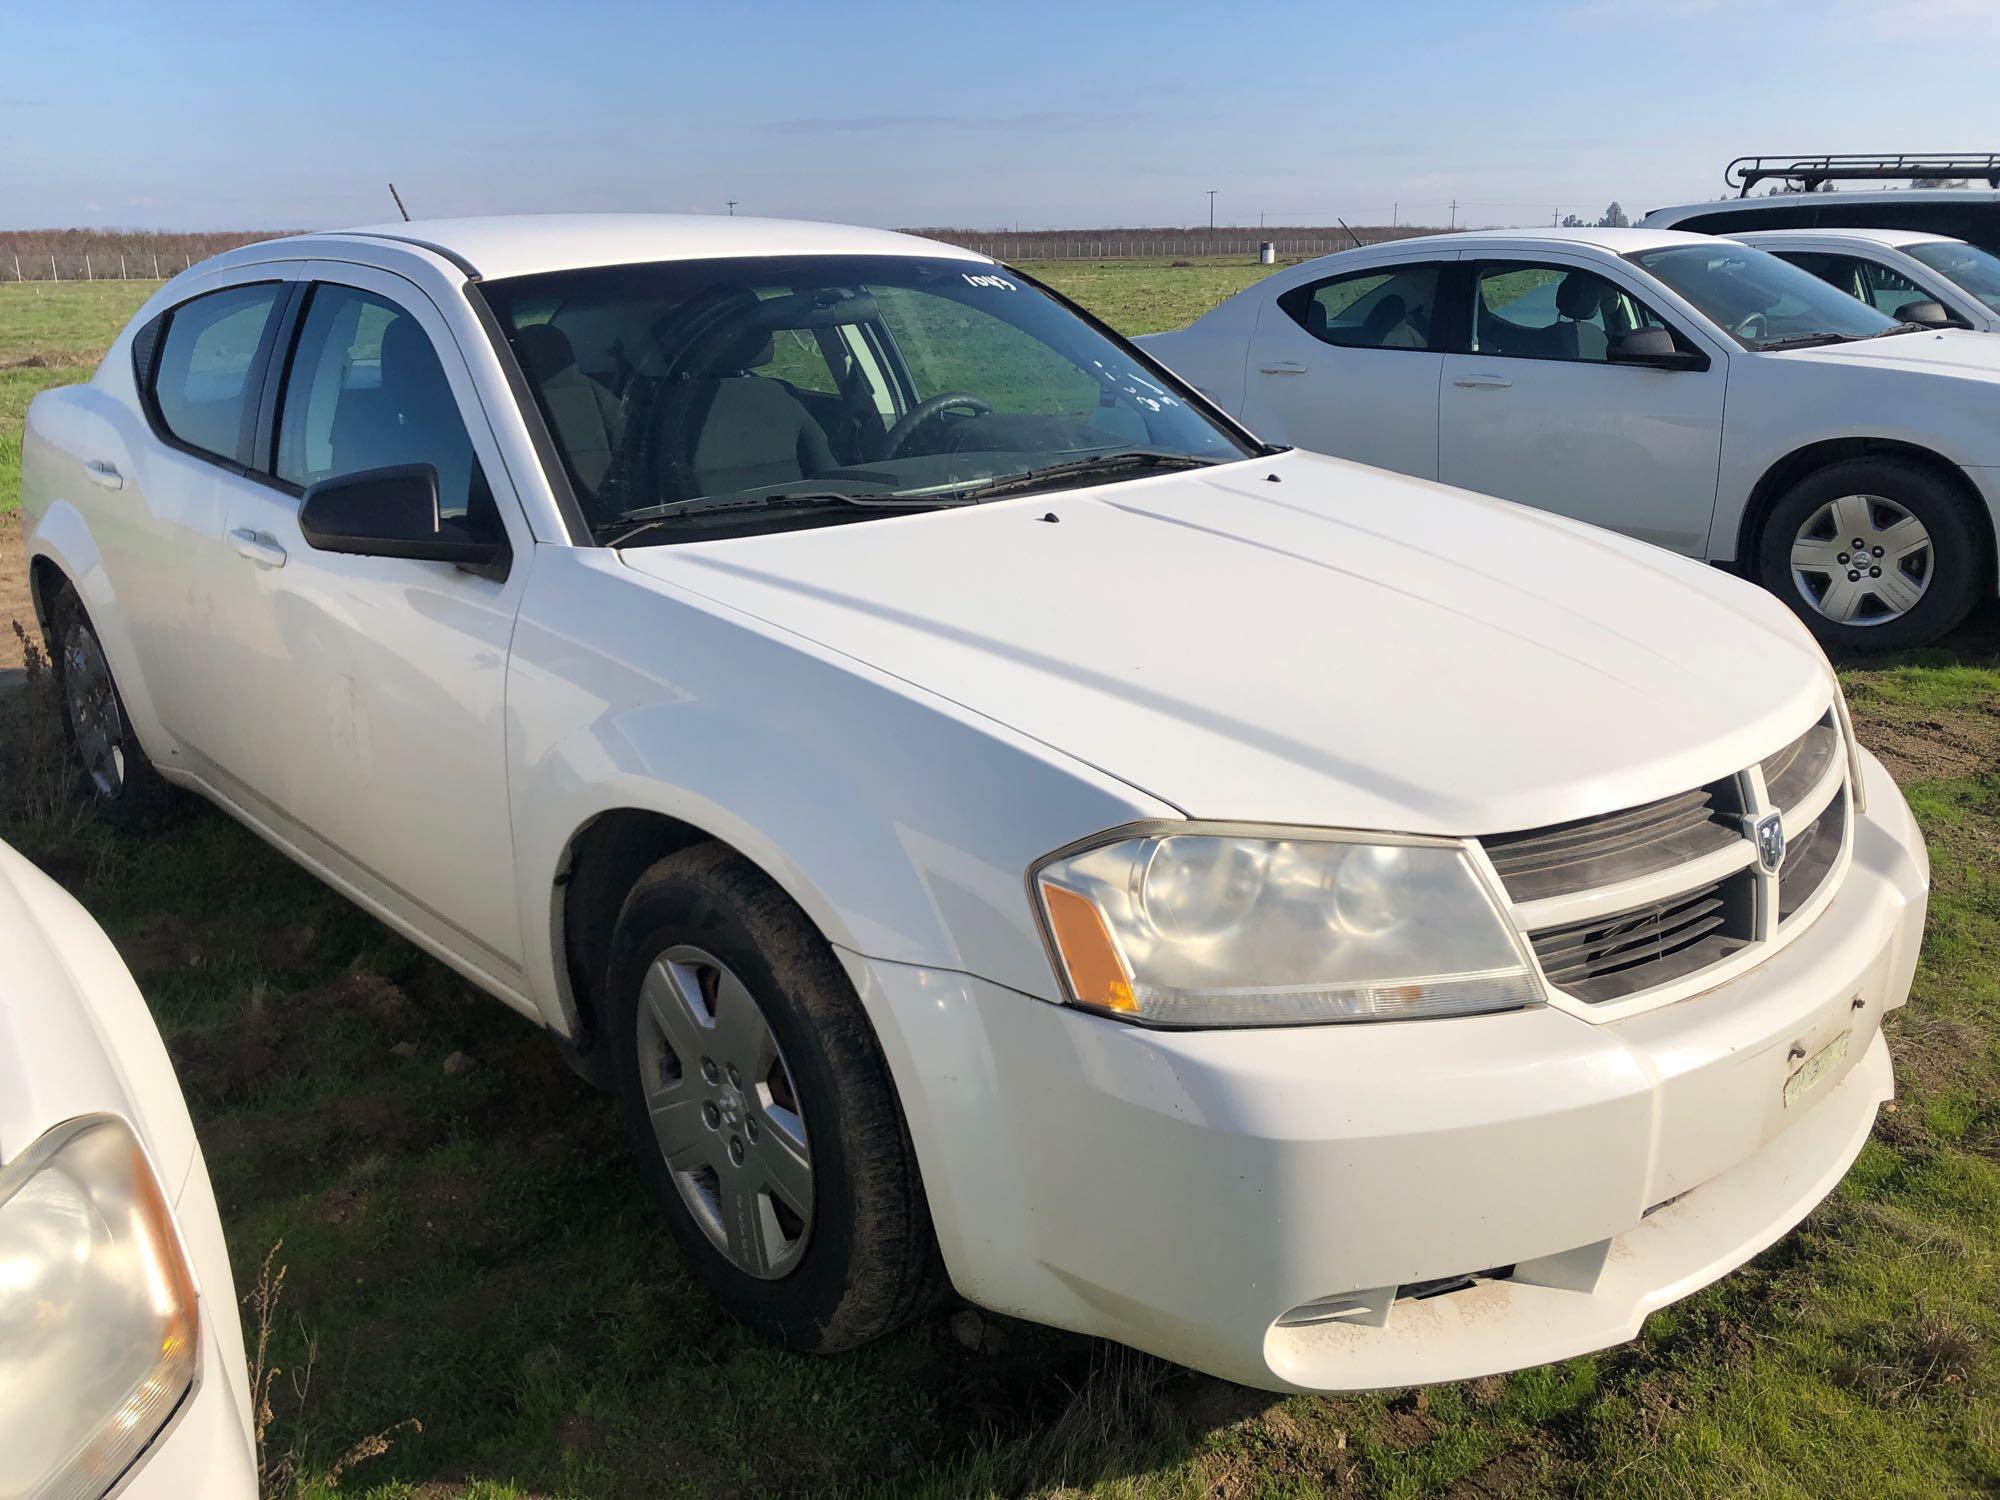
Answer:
[1733, 312, 1769, 344]
[884, 392, 992, 459]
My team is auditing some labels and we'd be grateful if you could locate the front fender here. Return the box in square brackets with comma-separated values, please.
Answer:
[505, 549, 1172, 1039]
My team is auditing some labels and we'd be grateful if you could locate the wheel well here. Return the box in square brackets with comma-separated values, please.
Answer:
[26, 555, 67, 638]
[1737, 438, 1995, 575]
[556, 810, 711, 1059]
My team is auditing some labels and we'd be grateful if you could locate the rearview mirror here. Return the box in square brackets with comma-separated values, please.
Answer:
[1609, 327, 1708, 370]
[1892, 298, 1954, 328]
[300, 465, 506, 572]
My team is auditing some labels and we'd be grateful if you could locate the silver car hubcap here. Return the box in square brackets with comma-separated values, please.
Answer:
[636, 945, 812, 1279]
[62, 621, 127, 799]
[1789, 493, 1932, 626]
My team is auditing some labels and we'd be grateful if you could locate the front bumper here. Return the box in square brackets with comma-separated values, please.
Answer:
[848, 748, 1927, 1391]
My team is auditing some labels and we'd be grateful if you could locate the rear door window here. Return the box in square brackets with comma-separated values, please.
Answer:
[1278, 264, 1441, 350]
[148, 283, 284, 465]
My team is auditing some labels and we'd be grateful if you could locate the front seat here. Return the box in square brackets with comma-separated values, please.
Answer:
[514, 322, 625, 506]
[653, 321, 835, 499]
[1553, 273, 1611, 360]
[1360, 292, 1412, 347]
[330, 314, 477, 511]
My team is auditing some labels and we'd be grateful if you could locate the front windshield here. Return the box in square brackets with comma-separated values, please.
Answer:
[1629, 244, 1902, 349]
[1904, 240, 2000, 313]
[478, 255, 1251, 544]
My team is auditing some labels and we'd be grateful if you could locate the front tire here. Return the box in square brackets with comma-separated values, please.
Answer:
[1756, 458, 1984, 651]
[49, 582, 170, 826]
[606, 843, 941, 1351]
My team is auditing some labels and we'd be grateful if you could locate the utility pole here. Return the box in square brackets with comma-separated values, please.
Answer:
[726, 200, 737, 216]
[1392, 201, 1398, 226]
[1259, 210, 1265, 229]
[1207, 190, 1217, 231]
[1449, 199, 1458, 229]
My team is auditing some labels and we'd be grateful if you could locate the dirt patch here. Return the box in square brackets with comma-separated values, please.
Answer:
[1861, 711, 2000, 784]
[2, 512, 32, 695]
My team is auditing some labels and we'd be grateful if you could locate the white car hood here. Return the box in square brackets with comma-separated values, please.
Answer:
[622, 451, 1833, 836]
[0, 843, 197, 1195]
[1785, 326, 2000, 378]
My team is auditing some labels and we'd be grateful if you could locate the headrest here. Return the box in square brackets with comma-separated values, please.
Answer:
[514, 321, 577, 381]
[688, 321, 775, 377]
[1555, 272, 1604, 321]
[1361, 293, 1408, 339]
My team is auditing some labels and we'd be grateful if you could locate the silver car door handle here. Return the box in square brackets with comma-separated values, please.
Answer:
[1453, 373, 1513, 389]
[1259, 360, 1309, 375]
[229, 528, 287, 569]
[84, 459, 124, 490]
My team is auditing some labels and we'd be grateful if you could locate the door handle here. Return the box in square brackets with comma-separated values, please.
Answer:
[84, 459, 124, 490]
[1259, 360, 1309, 375]
[229, 528, 287, 569]
[1452, 374, 1513, 389]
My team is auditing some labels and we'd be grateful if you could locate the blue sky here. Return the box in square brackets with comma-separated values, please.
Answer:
[6, 0, 1997, 232]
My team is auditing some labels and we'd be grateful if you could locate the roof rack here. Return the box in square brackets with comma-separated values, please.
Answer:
[1728, 154, 2000, 196]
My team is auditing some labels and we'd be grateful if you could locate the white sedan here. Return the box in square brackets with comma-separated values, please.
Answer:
[0, 840, 256, 1497]
[1731, 227, 2000, 334]
[22, 214, 1927, 1392]
[1141, 226, 2000, 649]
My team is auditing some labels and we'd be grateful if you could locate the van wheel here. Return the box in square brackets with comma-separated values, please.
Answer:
[1757, 458, 1982, 651]
[605, 843, 942, 1351]
[49, 583, 170, 825]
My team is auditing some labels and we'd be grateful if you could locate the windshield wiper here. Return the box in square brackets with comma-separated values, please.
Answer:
[940, 450, 1221, 504]
[1754, 332, 1853, 351]
[599, 490, 969, 548]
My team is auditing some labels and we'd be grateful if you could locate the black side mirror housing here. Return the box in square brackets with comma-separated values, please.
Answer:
[1892, 298, 1954, 328]
[1609, 326, 1709, 370]
[299, 465, 507, 574]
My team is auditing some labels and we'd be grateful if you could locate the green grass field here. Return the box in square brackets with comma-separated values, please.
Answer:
[2, 264, 1997, 1499]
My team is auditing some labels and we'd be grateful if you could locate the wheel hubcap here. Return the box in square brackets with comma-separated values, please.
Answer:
[61, 621, 127, 799]
[636, 945, 812, 1279]
[1789, 493, 1932, 626]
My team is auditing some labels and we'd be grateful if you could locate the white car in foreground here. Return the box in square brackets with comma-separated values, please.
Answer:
[1733, 228, 2000, 334]
[21, 215, 1928, 1392]
[1141, 226, 2000, 649]
[0, 841, 256, 1497]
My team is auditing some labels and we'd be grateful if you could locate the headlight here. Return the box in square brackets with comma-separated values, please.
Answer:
[0, 1116, 199, 1500]
[1033, 826, 1544, 1026]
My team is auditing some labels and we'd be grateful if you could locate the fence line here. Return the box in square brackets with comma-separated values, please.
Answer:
[1, 252, 195, 283]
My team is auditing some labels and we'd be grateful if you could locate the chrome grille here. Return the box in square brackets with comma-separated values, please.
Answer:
[1529, 872, 1755, 1005]
[1762, 713, 1840, 812]
[1482, 781, 1743, 904]
[1482, 707, 1851, 1007]
[1779, 788, 1847, 923]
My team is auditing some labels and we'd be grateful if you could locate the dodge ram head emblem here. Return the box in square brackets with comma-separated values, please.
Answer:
[1755, 814, 1786, 875]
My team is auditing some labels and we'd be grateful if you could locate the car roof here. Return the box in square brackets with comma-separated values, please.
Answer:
[1728, 226, 1958, 249]
[1381, 225, 1716, 255]
[207, 213, 991, 283]
[1642, 189, 2000, 227]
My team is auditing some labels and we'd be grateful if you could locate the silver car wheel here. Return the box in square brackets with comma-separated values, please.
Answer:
[1789, 493, 1932, 627]
[636, 945, 813, 1280]
[61, 619, 128, 799]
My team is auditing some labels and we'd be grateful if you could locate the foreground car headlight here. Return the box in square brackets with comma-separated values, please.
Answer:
[1033, 827, 1544, 1026]
[0, 1116, 199, 1500]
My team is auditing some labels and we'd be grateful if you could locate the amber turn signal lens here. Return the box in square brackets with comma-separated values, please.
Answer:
[1040, 882, 1137, 1013]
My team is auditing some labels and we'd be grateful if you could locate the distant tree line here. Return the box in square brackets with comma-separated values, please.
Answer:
[0, 227, 294, 264]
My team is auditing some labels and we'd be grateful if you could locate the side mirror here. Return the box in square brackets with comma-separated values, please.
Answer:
[299, 465, 506, 571]
[1609, 326, 1709, 370]
[1892, 298, 1954, 328]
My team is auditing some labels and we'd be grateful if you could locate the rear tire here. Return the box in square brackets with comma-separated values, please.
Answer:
[1756, 458, 1983, 651]
[48, 582, 170, 827]
[605, 843, 942, 1351]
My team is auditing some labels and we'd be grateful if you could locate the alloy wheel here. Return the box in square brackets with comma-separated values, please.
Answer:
[1789, 493, 1932, 627]
[635, 945, 813, 1279]
[61, 620, 127, 799]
